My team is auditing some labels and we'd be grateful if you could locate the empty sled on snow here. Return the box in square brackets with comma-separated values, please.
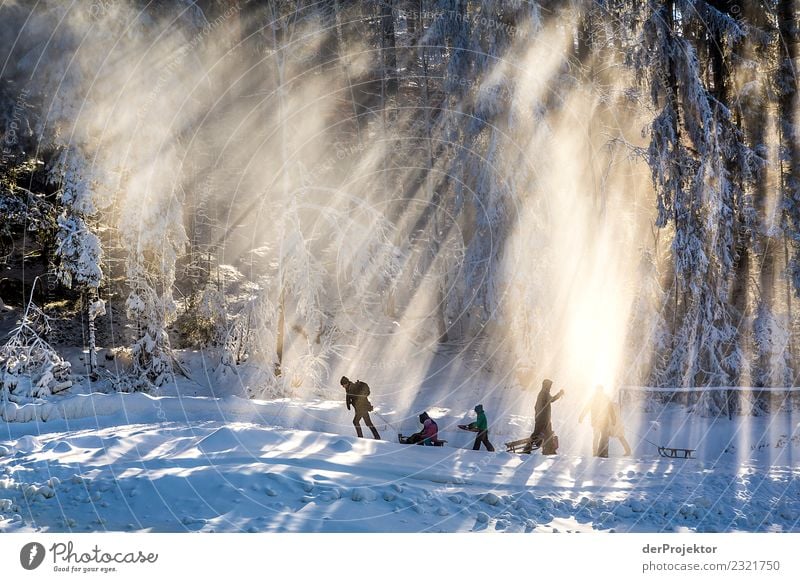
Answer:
[657, 446, 695, 459]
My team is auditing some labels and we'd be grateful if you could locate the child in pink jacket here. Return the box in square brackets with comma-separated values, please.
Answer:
[408, 412, 438, 445]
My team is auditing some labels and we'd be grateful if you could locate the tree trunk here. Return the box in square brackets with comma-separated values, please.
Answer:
[779, 0, 799, 363]
[664, 0, 685, 382]
[87, 288, 99, 380]
[318, 0, 339, 70]
[711, 10, 747, 391]
[270, 4, 288, 379]
[276, 285, 285, 376]
[380, 0, 398, 94]
[744, 2, 776, 390]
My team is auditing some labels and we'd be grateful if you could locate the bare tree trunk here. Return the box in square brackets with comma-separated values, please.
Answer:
[86, 289, 98, 380]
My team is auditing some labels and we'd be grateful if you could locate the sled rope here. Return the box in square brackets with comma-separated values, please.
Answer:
[372, 410, 399, 433]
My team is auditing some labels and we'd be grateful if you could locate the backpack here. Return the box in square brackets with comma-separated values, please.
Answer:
[351, 380, 370, 397]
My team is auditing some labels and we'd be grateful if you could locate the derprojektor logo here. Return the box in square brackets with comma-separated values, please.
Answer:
[20, 542, 46, 570]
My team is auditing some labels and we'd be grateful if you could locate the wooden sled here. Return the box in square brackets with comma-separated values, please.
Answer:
[398, 433, 447, 447]
[505, 437, 540, 454]
[658, 446, 695, 459]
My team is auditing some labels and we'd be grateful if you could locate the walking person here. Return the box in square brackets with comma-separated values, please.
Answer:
[468, 404, 495, 452]
[608, 396, 633, 456]
[528, 378, 564, 455]
[579, 385, 614, 457]
[340, 376, 381, 440]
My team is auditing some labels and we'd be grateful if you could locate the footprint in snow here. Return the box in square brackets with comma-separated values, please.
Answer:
[181, 516, 207, 531]
[350, 488, 377, 502]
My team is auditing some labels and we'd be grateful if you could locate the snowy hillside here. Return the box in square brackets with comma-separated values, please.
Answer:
[2, 0, 800, 542]
[1, 387, 798, 533]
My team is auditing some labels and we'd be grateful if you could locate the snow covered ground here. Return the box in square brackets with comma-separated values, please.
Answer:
[1, 386, 799, 533]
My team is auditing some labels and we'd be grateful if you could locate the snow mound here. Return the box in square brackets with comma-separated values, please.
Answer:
[43, 441, 73, 453]
[196, 427, 245, 454]
[53, 441, 73, 453]
[195, 426, 267, 455]
[13, 436, 42, 454]
[329, 439, 352, 453]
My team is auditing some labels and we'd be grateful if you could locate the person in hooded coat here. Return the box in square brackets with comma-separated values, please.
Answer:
[529, 378, 564, 454]
[407, 411, 438, 445]
[468, 404, 495, 451]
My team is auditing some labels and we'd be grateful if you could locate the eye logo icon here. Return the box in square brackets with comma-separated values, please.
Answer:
[20, 542, 46, 570]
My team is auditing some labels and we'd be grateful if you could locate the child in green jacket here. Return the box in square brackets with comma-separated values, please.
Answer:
[469, 404, 495, 451]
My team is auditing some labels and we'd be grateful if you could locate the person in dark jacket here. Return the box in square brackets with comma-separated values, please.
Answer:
[468, 404, 495, 451]
[340, 376, 381, 439]
[407, 412, 438, 445]
[528, 378, 564, 454]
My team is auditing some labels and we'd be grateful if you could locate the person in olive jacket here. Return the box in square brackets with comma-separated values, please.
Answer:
[468, 404, 495, 451]
[340, 376, 381, 440]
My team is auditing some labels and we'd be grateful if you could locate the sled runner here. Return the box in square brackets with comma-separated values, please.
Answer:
[504, 437, 540, 454]
[657, 446, 695, 459]
[397, 433, 447, 447]
[505, 434, 558, 454]
[457, 424, 478, 432]
[636, 432, 696, 459]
